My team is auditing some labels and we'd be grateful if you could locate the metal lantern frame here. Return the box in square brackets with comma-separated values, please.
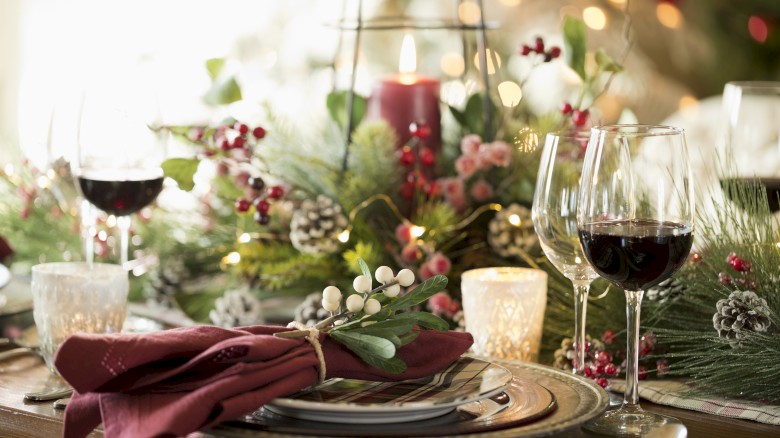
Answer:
[329, 0, 499, 171]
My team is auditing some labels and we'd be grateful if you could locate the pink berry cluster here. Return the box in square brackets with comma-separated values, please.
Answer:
[398, 122, 440, 200]
[395, 223, 453, 281]
[427, 291, 462, 319]
[520, 37, 562, 63]
[437, 134, 512, 211]
[719, 252, 756, 289]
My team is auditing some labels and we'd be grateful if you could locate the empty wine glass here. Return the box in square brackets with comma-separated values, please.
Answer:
[532, 131, 598, 374]
[719, 81, 780, 213]
[75, 69, 166, 266]
[578, 125, 694, 435]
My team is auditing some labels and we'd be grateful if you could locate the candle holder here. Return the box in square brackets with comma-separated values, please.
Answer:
[328, 0, 499, 172]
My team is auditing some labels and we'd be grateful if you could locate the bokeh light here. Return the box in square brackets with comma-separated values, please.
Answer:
[473, 49, 501, 74]
[583, 7, 607, 30]
[748, 16, 769, 43]
[440, 52, 465, 77]
[656, 3, 683, 29]
[498, 81, 522, 107]
[458, 1, 481, 25]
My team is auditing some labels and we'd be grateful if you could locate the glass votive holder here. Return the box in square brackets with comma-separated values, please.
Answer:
[461, 267, 548, 362]
[31, 262, 128, 372]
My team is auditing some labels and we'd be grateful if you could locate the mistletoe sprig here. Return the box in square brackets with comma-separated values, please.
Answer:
[277, 259, 450, 373]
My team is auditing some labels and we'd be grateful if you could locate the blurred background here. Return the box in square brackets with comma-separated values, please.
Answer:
[0, 0, 779, 166]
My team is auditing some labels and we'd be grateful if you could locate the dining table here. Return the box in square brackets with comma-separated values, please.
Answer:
[1, 342, 779, 438]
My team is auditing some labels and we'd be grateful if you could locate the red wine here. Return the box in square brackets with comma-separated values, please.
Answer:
[720, 177, 780, 213]
[579, 220, 693, 291]
[78, 169, 164, 216]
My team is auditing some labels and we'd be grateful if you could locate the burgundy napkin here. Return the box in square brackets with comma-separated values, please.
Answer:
[54, 325, 473, 438]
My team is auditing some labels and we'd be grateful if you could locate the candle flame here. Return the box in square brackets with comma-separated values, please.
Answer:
[399, 34, 417, 82]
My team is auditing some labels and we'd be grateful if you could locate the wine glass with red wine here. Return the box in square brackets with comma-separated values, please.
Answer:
[720, 81, 780, 213]
[76, 73, 166, 266]
[577, 125, 694, 435]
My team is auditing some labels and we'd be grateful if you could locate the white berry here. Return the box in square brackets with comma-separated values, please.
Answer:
[323, 286, 342, 303]
[322, 298, 340, 312]
[375, 266, 395, 284]
[333, 319, 345, 326]
[383, 283, 401, 298]
[364, 298, 381, 315]
[395, 269, 415, 287]
[353, 275, 371, 293]
[346, 294, 365, 312]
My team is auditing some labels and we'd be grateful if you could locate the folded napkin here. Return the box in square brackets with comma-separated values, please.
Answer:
[54, 325, 473, 438]
[610, 379, 780, 425]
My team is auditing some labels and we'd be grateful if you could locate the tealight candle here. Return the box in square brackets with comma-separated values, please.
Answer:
[461, 267, 548, 362]
[365, 34, 441, 152]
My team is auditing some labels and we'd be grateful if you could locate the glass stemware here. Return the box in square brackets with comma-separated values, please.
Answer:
[719, 81, 780, 213]
[577, 125, 695, 435]
[75, 70, 166, 266]
[532, 131, 598, 374]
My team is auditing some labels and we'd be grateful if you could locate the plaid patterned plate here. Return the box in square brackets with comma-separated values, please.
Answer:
[264, 356, 513, 423]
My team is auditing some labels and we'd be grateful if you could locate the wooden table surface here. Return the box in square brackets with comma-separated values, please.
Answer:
[1, 348, 778, 438]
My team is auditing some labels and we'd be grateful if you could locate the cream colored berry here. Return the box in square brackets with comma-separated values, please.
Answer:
[364, 298, 381, 315]
[383, 283, 401, 298]
[353, 275, 371, 293]
[375, 266, 395, 284]
[395, 269, 415, 287]
[346, 294, 365, 312]
[322, 298, 340, 312]
[323, 285, 342, 303]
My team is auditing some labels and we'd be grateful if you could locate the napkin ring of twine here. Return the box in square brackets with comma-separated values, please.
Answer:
[286, 321, 326, 383]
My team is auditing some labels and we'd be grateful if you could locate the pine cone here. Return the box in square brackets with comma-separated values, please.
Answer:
[488, 203, 537, 258]
[144, 258, 187, 308]
[289, 195, 348, 255]
[209, 288, 263, 328]
[294, 292, 331, 327]
[647, 277, 686, 303]
[712, 290, 772, 347]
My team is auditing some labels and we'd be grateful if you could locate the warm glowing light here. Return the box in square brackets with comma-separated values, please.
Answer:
[3, 164, 13, 176]
[225, 251, 241, 264]
[508, 214, 521, 226]
[678, 95, 698, 110]
[47, 169, 56, 179]
[399, 34, 417, 81]
[499, 0, 521, 6]
[515, 127, 539, 153]
[608, 0, 626, 6]
[409, 225, 426, 238]
[440, 52, 465, 77]
[238, 233, 252, 243]
[748, 16, 769, 43]
[458, 1, 481, 25]
[36, 175, 50, 189]
[473, 49, 501, 75]
[583, 7, 607, 30]
[338, 230, 350, 243]
[656, 3, 683, 29]
[575, 256, 583, 264]
[498, 81, 522, 107]
[106, 215, 117, 227]
[98, 230, 108, 241]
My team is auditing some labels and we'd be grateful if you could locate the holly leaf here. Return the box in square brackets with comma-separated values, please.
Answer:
[161, 158, 199, 191]
[392, 312, 449, 331]
[204, 77, 242, 106]
[563, 16, 587, 80]
[595, 48, 622, 73]
[205, 58, 226, 81]
[326, 91, 366, 130]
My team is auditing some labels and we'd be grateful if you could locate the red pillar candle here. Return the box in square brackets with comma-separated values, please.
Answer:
[365, 35, 441, 153]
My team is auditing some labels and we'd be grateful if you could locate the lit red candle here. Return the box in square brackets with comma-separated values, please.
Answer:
[365, 34, 441, 152]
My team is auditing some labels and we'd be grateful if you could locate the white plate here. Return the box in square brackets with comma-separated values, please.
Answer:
[264, 357, 513, 424]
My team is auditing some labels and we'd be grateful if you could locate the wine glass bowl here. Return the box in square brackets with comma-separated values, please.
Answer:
[75, 71, 166, 265]
[719, 81, 780, 213]
[532, 131, 598, 374]
[577, 125, 694, 435]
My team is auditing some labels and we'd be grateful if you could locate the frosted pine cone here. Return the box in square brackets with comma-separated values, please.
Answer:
[209, 288, 263, 328]
[144, 258, 187, 308]
[294, 292, 331, 327]
[713, 290, 772, 347]
[289, 195, 348, 255]
[488, 203, 537, 258]
[647, 277, 686, 303]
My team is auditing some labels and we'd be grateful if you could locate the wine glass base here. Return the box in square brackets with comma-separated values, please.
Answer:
[583, 406, 683, 437]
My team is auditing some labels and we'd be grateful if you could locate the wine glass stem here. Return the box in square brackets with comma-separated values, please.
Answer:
[81, 200, 95, 266]
[117, 215, 131, 267]
[572, 281, 591, 374]
[624, 289, 644, 408]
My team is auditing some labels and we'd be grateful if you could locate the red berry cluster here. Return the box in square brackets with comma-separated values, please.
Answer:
[189, 120, 266, 158]
[577, 341, 619, 388]
[520, 37, 561, 62]
[719, 252, 756, 289]
[561, 102, 590, 127]
[398, 122, 440, 199]
[234, 176, 284, 225]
